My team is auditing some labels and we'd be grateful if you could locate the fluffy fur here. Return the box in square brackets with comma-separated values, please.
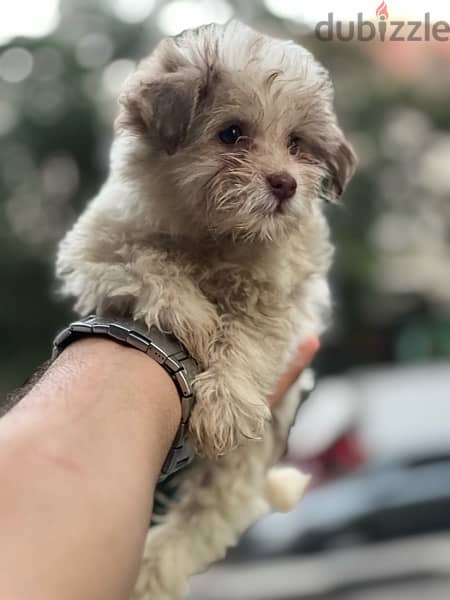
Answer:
[56, 21, 356, 599]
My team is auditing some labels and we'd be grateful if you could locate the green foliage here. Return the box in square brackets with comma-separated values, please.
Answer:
[0, 1, 449, 393]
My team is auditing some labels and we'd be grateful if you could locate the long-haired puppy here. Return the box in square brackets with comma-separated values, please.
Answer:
[57, 21, 356, 600]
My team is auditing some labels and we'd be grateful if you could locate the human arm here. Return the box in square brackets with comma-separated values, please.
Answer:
[0, 338, 180, 600]
[0, 335, 318, 600]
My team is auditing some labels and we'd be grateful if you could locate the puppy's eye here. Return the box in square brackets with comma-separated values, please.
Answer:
[219, 125, 243, 145]
[320, 176, 332, 203]
[288, 135, 303, 156]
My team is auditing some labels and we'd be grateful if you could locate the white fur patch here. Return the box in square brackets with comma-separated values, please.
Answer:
[264, 466, 311, 513]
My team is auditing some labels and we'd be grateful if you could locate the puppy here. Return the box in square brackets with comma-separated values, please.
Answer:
[57, 21, 356, 600]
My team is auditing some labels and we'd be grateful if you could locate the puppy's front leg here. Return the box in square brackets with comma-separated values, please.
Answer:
[132, 448, 269, 600]
[190, 318, 276, 458]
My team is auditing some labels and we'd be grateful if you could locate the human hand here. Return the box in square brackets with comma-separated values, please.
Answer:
[269, 337, 320, 409]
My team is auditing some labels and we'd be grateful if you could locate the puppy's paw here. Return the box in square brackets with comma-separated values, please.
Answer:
[191, 368, 271, 458]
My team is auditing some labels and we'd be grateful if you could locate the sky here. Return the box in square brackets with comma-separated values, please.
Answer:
[1, 0, 450, 45]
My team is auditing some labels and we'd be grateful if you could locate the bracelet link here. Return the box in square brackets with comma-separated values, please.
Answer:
[52, 315, 198, 482]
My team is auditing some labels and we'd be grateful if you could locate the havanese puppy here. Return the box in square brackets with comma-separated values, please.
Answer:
[56, 20, 356, 600]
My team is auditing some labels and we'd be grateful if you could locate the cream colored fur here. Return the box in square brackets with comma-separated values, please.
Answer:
[56, 21, 355, 600]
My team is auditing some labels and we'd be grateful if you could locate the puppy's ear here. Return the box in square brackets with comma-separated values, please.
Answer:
[321, 132, 357, 202]
[117, 65, 203, 155]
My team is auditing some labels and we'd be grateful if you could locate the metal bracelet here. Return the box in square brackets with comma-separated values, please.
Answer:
[52, 315, 198, 481]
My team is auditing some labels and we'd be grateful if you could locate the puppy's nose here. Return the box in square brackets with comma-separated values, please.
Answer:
[267, 172, 297, 201]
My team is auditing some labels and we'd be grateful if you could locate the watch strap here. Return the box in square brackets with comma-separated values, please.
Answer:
[52, 315, 198, 482]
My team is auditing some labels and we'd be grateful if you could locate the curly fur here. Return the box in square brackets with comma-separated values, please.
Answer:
[56, 21, 356, 600]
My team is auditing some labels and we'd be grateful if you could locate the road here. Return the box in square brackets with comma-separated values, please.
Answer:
[189, 532, 450, 599]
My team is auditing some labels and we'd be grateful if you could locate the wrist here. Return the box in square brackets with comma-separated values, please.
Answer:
[72, 335, 181, 431]
[52, 316, 197, 481]
[7, 337, 181, 486]
[63, 337, 182, 471]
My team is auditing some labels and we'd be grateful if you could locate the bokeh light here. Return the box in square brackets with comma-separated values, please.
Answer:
[110, 0, 157, 23]
[75, 33, 114, 69]
[0, 0, 59, 45]
[157, 0, 233, 35]
[0, 48, 33, 83]
[102, 59, 136, 97]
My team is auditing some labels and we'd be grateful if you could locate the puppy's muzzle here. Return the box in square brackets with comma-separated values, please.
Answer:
[266, 171, 297, 204]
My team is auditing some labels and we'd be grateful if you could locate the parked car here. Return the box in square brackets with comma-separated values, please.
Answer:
[230, 453, 450, 560]
[189, 363, 450, 600]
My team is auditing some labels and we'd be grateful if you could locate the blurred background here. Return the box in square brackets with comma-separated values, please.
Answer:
[1, 0, 449, 598]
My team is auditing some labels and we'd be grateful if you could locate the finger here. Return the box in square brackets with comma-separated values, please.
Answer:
[291, 337, 321, 371]
[269, 337, 320, 408]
